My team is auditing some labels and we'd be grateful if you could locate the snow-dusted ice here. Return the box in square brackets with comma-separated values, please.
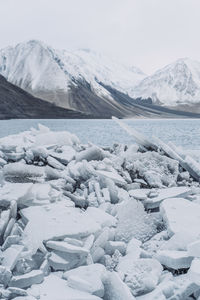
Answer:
[1, 119, 200, 299]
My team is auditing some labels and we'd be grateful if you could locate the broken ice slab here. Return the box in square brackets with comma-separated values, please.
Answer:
[9, 270, 44, 289]
[28, 274, 102, 300]
[46, 240, 89, 255]
[0, 183, 34, 207]
[48, 250, 80, 271]
[0, 266, 12, 286]
[95, 170, 126, 185]
[188, 258, 200, 286]
[47, 156, 65, 170]
[49, 145, 76, 164]
[84, 207, 117, 228]
[112, 117, 158, 151]
[103, 271, 136, 300]
[116, 258, 163, 296]
[63, 191, 87, 208]
[2, 244, 24, 271]
[76, 145, 106, 162]
[143, 186, 192, 209]
[105, 241, 126, 256]
[187, 240, 200, 257]
[160, 198, 200, 237]
[63, 264, 106, 297]
[156, 250, 193, 270]
[0, 157, 7, 167]
[153, 136, 200, 182]
[20, 202, 102, 253]
[3, 162, 44, 181]
[33, 131, 79, 147]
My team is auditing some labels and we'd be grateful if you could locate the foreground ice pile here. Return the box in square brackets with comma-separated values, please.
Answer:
[1, 120, 200, 299]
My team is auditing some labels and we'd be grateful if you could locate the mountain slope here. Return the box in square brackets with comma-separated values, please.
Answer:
[0, 40, 145, 115]
[0, 75, 90, 119]
[131, 58, 200, 107]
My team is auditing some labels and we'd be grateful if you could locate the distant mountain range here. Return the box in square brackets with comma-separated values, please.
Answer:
[0, 40, 200, 118]
[132, 58, 200, 109]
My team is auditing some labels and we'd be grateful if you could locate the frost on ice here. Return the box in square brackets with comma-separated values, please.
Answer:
[1, 119, 200, 299]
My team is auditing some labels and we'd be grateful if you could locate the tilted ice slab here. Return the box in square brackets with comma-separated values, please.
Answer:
[144, 186, 192, 209]
[0, 183, 33, 207]
[21, 202, 102, 253]
[129, 186, 192, 209]
[28, 274, 101, 300]
[160, 198, 200, 237]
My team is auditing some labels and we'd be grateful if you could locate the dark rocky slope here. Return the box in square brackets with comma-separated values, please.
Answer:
[0, 75, 90, 119]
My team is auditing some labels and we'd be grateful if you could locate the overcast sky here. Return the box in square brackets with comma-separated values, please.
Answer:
[0, 0, 200, 74]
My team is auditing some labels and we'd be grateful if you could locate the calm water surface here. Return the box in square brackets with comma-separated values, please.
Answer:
[0, 119, 199, 149]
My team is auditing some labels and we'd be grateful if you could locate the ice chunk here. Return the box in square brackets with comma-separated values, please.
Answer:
[85, 207, 117, 228]
[116, 258, 162, 296]
[9, 270, 44, 288]
[144, 186, 192, 209]
[2, 235, 21, 251]
[0, 183, 33, 206]
[48, 250, 80, 271]
[112, 117, 157, 151]
[63, 264, 106, 297]
[0, 209, 11, 239]
[0, 266, 12, 286]
[49, 145, 76, 164]
[28, 274, 101, 300]
[160, 231, 199, 251]
[105, 241, 126, 255]
[34, 131, 79, 147]
[47, 156, 65, 170]
[188, 240, 200, 257]
[160, 198, 200, 237]
[126, 237, 142, 257]
[21, 202, 101, 253]
[156, 250, 193, 269]
[129, 189, 148, 201]
[188, 258, 200, 285]
[76, 146, 105, 162]
[125, 152, 179, 188]
[3, 162, 44, 181]
[96, 170, 126, 185]
[2, 244, 24, 271]
[46, 240, 89, 255]
[104, 271, 136, 300]
[115, 199, 156, 242]
[0, 157, 7, 166]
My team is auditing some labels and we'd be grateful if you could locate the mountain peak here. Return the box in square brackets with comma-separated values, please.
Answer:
[131, 57, 200, 106]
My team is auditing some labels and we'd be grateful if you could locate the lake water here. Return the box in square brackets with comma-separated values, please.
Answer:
[0, 119, 200, 149]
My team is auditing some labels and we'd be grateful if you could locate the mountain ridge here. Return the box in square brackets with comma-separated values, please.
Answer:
[1, 40, 200, 116]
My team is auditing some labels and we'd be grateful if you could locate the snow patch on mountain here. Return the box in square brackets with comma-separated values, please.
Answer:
[0, 40, 145, 100]
[131, 58, 200, 106]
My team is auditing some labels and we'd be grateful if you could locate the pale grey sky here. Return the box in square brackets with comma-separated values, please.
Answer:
[0, 0, 200, 74]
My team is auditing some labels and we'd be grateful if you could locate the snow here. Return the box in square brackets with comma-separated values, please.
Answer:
[0, 40, 145, 104]
[132, 58, 200, 106]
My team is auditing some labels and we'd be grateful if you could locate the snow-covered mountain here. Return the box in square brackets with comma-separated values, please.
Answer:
[0, 40, 145, 113]
[131, 58, 200, 106]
